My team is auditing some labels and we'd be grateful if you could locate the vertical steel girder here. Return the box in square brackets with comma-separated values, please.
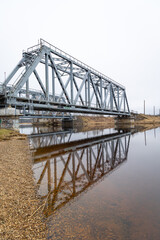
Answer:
[32, 132, 131, 214]
[1, 39, 130, 116]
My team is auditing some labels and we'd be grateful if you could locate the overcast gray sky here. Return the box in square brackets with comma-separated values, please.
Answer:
[0, 0, 160, 114]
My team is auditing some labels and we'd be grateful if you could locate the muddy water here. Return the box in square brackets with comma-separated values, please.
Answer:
[26, 126, 160, 240]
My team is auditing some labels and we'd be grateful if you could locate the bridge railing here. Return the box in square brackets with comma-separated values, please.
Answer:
[0, 84, 104, 110]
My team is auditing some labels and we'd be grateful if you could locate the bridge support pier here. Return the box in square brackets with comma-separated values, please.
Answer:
[115, 115, 134, 128]
[0, 116, 19, 129]
[62, 118, 73, 129]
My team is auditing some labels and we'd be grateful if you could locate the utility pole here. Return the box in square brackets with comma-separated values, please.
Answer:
[153, 106, 155, 116]
[4, 72, 6, 81]
[144, 100, 145, 115]
[144, 131, 147, 146]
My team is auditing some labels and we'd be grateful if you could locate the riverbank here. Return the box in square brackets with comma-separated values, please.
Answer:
[74, 115, 115, 131]
[1, 114, 160, 239]
[0, 132, 46, 239]
[74, 114, 160, 131]
[133, 114, 160, 125]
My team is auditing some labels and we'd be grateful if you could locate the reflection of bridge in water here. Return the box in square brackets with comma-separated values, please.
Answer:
[31, 130, 131, 216]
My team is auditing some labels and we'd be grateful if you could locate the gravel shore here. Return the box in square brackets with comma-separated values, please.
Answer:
[0, 136, 46, 239]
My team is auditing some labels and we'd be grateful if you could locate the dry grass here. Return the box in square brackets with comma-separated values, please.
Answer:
[0, 129, 16, 139]
[74, 116, 115, 131]
[134, 114, 160, 125]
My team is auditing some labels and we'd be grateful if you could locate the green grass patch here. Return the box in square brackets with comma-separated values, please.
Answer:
[0, 129, 15, 139]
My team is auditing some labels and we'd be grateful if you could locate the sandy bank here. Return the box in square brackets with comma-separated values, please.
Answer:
[0, 135, 46, 239]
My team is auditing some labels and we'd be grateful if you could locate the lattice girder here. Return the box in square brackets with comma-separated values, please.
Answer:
[1, 39, 130, 116]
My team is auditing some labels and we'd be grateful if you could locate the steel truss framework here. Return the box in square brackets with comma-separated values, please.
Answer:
[30, 129, 74, 150]
[0, 39, 130, 116]
[32, 131, 131, 216]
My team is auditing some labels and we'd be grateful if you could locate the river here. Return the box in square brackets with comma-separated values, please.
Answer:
[20, 125, 160, 240]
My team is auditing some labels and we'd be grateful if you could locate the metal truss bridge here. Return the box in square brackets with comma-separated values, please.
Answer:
[31, 130, 131, 216]
[0, 39, 130, 116]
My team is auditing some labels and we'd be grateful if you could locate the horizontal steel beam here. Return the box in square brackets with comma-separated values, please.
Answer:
[6, 97, 130, 116]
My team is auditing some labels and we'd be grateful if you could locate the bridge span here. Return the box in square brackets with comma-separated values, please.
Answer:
[0, 39, 130, 117]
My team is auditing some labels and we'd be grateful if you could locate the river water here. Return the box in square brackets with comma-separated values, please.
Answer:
[21, 126, 160, 240]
